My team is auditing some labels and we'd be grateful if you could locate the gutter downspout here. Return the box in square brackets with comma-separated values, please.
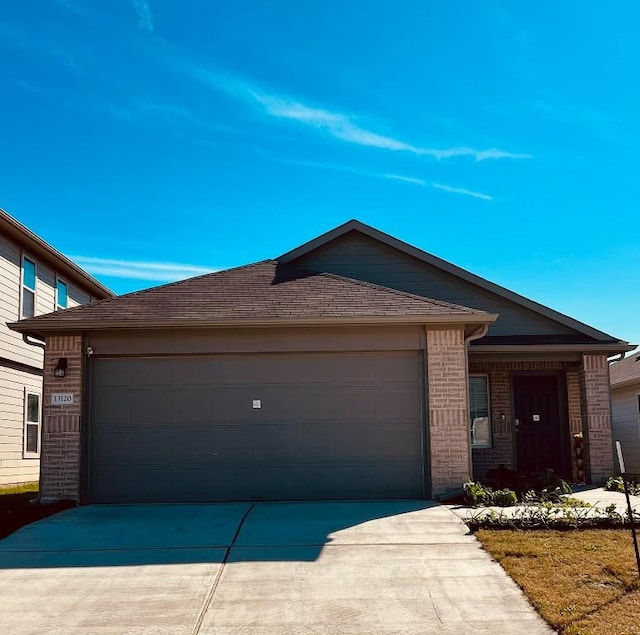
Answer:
[463, 324, 490, 481]
[608, 351, 626, 363]
[23, 333, 46, 351]
[22, 333, 46, 505]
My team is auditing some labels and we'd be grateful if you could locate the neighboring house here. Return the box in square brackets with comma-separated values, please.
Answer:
[610, 351, 640, 479]
[0, 208, 113, 486]
[9, 220, 633, 503]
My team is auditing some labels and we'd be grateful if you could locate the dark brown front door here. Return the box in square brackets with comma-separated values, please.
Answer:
[513, 375, 564, 475]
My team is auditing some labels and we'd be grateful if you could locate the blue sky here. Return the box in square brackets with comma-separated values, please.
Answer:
[1, 1, 638, 347]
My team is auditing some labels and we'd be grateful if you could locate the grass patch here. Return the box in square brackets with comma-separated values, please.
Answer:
[0, 481, 39, 496]
[476, 529, 640, 634]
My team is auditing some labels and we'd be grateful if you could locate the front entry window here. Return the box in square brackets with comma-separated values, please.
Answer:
[469, 375, 491, 448]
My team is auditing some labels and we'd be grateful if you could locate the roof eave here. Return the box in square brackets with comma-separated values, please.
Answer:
[8, 312, 498, 339]
[611, 377, 640, 390]
[472, 343, 635, 355]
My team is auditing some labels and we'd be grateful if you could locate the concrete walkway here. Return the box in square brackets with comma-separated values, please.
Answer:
[0, 501, 552, 635]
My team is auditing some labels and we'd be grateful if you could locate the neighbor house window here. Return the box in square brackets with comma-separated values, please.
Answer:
[23, 391, 41, 457]
[56, 278, 68, 310]
[21, 256, 36, 318]
[469, 374, 491, 448]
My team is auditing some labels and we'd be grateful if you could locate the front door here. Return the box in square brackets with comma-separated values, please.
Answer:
[513, 375, 565, 476]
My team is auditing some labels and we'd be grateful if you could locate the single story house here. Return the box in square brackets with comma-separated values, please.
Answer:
[610, 351, 640, 479]
[8, 220, 633, 503]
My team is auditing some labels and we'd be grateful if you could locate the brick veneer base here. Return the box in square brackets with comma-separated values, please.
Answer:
[41, 335, 83, 503]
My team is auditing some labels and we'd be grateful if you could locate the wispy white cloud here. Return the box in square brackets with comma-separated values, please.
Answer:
[132, 0, 154, 32]
[249, 90, 530, 161]
[384, 174, 426, 185]
[187, 65, 531, 161]
[261, 153, 492, 201]
[431, 183, 493, 201]
[70, 256, 216, 281]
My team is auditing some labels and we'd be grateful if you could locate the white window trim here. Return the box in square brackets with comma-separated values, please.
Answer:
[20, 254, 37, 318]
[55, 276, 68, 310]
[470, 373, 492, 449]
[23, 389, 42, 459]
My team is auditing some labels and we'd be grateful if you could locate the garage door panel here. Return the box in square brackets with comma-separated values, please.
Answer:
[374, 352, 421, 382]
[168, 359, 217, 385]
[376, 389, 422, 420]
[376, 423, 423, 457]
[299, 389, 339, 420]
[215, 358, 256, 385]
[337, 388, 377, 420]
[131, 362, 175, 386]
[91, 430, 131, 465]
[94, 391, 130, 424]
[129, 390, 175, 423]
[252, 424, 295, 460]
[89, 351, 425, 502]
[210, 389, 254, 421]
[93, 359, 133, 386]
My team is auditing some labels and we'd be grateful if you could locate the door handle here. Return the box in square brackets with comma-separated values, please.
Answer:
[514, 418, 520, 433]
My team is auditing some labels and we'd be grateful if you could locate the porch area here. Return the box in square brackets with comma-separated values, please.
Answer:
[468, 354, 614, 486]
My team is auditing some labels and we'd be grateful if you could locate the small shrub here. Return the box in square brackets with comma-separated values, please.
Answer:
[605, 476, 640, 496]
[463, 481, 494, 507]
[492, 488, 518, 507]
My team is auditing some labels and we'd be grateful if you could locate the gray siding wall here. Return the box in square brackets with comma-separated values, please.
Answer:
[611, 385, 640, 478]
[291, 232, 579, 338]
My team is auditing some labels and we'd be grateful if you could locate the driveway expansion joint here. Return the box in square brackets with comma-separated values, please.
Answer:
[191, 503, 255, 635]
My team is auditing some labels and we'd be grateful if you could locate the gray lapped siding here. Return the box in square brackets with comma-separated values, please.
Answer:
[290, 231, 579, 338]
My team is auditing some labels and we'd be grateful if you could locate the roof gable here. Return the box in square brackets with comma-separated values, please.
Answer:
[280, 220, 625, 344]
[9, 261, 494, 337]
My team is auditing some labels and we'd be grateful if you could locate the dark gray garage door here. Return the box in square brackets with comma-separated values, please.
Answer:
[88, 351, 425, 503]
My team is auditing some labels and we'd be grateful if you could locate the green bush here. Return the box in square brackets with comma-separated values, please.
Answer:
[463, 481, 518, 507]
[605, 476, 640, 496]
[492, 489, 518, 507]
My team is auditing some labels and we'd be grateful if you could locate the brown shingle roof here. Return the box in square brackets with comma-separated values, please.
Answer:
[611, 350, 640, 388]
[9, 261, 494, 335]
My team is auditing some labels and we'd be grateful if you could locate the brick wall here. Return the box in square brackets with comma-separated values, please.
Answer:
[41, 335, 83, 503]
[426, 328, 470, 498]
[580, 354, 614, 483]
[469, 368, 513, 479]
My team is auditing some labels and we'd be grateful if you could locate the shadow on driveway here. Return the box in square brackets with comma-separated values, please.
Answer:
[0, 500, 446, 568]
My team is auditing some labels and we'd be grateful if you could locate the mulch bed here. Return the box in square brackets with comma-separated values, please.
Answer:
[0, 493, 75, 540]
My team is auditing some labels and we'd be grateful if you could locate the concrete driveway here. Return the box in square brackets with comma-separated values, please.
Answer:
[0, 501, 552, 634]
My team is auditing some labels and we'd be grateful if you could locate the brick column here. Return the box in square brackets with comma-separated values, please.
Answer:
[426, 328, 470, 498]
[579, 354, 614, 484]
[41, 335, 83, 503]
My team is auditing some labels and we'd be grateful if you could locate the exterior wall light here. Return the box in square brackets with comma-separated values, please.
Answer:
[54, 358, 68, 378]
